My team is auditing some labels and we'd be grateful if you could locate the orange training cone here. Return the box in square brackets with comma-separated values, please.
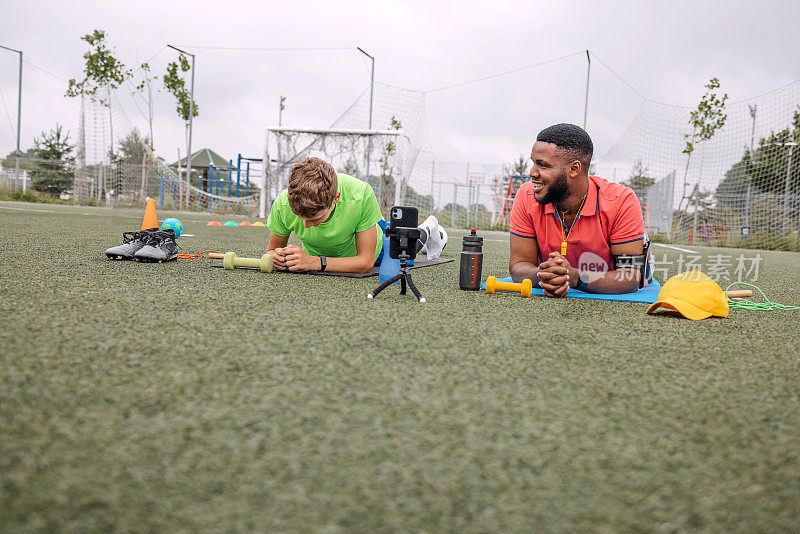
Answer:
[141, 197, 159, 230]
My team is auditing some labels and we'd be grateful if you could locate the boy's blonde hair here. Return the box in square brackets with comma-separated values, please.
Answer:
[287, 157, 338, 218]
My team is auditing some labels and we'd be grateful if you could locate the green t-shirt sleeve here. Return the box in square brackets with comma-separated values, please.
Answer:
[356, 185, 384, 233]
[266, 195, 291, 237]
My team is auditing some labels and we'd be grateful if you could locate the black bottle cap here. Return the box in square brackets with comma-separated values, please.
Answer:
[462, 228, 483, 246]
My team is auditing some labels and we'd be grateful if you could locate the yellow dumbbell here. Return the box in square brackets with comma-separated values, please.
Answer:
[485, 276, 533, 298]
[209, 251, 274, 273]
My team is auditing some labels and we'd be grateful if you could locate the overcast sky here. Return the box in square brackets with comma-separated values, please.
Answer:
[2, 0, 799, 167]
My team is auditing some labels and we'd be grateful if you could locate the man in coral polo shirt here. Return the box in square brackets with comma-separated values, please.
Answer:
[509, 123, 651, 297]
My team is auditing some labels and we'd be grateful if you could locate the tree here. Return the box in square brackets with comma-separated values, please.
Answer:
[342, 156, 360, 178]
[29, 125, 75, 195]
[402, 184, 434, 213]
[679, 78, 728, 212]
[65, 29, 131, 202]
[621, 159, 655, 206]
[2, 148, 37, 171]
[717, 106, 800, 208]
[378, 116, 402, 214]
[469, 202, 489, 213]
[111, 128, 153, 166]
[750, 120, 800, 195]
[65, 30, 132, 106]
[505, 154, 528, 176]
[442, 202, 467, 213]
[686, 185, 713, 212]
[163, 54, 198, 143]
[132, 62, 159, 151]
[715, 149, 752, 210]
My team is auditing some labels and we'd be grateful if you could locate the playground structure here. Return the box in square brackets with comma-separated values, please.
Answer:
[143, 153, 263, 212]
[494, 174, 530, 228]
[197, 154, 261, 211]
[685, 223, 731, 245]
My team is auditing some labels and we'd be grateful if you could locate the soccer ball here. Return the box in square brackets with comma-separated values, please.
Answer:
[161, 217, 183, 237]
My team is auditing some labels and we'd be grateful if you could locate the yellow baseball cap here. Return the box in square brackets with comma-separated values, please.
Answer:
[646, 271, 729, 320]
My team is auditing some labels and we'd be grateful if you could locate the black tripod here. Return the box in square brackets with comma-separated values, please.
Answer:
[368, 250, 426, 303]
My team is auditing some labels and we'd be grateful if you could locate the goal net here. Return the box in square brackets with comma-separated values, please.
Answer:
[73, 90, 260, 214]
[260, 127, 406, 219]
[593, 80, 800, 249]
[327, 83, 435, 211]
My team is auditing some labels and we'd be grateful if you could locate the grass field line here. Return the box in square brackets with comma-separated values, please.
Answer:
[0, 205, 64, 214]
[0, 203, 137, 219]
[0, 201, 217, 225]
[652, 242, 696, 253]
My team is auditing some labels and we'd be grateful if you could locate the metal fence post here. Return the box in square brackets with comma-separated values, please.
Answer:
[236, 154, 241, 198]
[228, 159, 233, 197]
[465, 162, 470, 229]
[430, 161, 435, 211]
[451, 183, 457, 228]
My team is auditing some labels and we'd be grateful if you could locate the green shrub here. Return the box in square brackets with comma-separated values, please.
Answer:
[0, 188, 71, 205]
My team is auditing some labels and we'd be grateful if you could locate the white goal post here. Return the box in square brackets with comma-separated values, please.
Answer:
[259, 126, 407, 219]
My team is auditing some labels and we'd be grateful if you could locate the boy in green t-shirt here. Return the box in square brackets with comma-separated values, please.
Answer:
[267, 157, 448, 273]
[266, 157, 384, 273]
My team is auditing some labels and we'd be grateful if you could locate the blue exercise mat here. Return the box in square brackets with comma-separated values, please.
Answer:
[481, 276, 662, 304]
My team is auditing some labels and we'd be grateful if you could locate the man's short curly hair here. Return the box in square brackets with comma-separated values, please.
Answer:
[536, 123, 593, 168]
[287, 157, 338, 218]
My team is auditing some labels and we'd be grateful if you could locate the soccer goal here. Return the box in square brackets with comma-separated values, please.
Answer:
[260, 127, 408, 219]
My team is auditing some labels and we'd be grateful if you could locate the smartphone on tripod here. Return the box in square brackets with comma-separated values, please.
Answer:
[369, 205, 426, 302]
[388, 206, 419, 260]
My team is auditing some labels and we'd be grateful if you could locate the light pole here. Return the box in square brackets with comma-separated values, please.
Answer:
[781, 142, 797, 236]
[1, 45, 22, 192]
[357, 47, 375, 178]
[356, 47, 374, 129]
[765, 141, 798, 235]
[167, 45, 195, 210]
[583, 50, 590, 130]
[745, 104, 757, 232]
[279, 95, 285, 126]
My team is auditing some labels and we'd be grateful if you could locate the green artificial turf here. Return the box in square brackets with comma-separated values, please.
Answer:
[1, 201, 799, 532]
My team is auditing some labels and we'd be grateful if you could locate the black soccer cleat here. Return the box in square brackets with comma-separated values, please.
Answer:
[105, 228, 159, 260]
[133, 229, 180, 263]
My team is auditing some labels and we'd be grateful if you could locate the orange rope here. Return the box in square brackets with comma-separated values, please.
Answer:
[177, 250, 221, 259]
